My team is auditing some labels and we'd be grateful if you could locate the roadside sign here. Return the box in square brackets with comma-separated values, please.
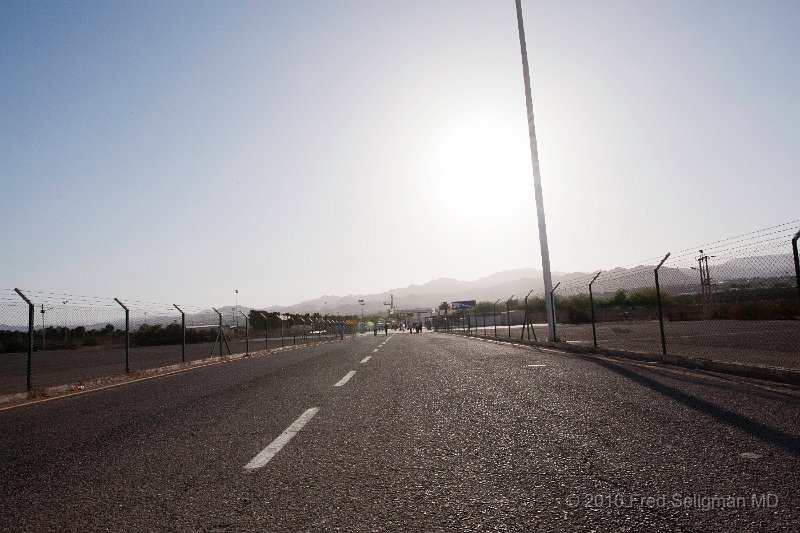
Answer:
[451, 300, 476, 310]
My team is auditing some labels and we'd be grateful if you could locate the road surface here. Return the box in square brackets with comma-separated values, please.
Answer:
[1, 331, 798, 531]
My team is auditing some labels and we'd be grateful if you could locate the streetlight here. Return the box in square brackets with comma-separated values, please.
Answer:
[358, 299, 365, 333]
[40, 304, 53, 350]
[515, 0, 555, 341]
[235, 289, 239, 330]
[63, 300, 69, 343]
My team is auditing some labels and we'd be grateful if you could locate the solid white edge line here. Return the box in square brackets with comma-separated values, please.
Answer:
[334, 370, 356, 387]
[360, 356, 371, 363]
[243, 407, 319, 472]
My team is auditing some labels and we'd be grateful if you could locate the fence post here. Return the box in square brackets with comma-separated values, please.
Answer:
[589, 272, 601, 349]
[506, 295, 515, 339]
[114, 298, 130, 373]
[792, 230, 800, 308]
[493, 299, 499, 337]
[259, 312, 269, 351]
[654, 253, 671, 356]
[549, 283, 561, 342]
[173, 304, 186, 363]
[14, 289, 34, 391]
[521, 289, 534, 340]
[240, 310, 249, 356]
[212, 307, 231, 357]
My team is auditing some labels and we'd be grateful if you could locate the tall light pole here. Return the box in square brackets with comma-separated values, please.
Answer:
[63, 300, 69, 343]
[235, 289, 239, 330]
[515, 0, 556, 341]
[40, 304, 53, 350]
[358, 299, 365, 332]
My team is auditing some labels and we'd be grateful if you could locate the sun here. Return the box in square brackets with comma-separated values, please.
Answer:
[424, 111, 530, 211]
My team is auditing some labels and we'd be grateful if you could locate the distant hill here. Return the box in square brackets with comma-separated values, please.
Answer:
[262, 253, 796, 315]
[264, 268, 590, 315]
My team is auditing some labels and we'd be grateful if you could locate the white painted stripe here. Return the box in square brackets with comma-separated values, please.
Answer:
[334, 370, 356, 387]
[526, 364, 546, 367]
[373, 348, 379, 353]
[243, 407, 319, 472]
[360, 356, 371, 363]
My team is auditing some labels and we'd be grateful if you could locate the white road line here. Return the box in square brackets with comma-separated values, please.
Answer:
[334, 370, 356, 387]
[360, 356, 371, 363]
[526, 364, 547, 367]
[373, 348, 379, 353]
[243, 407, 319, 473]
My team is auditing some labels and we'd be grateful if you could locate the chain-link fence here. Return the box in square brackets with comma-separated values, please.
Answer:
[440, 221, 800, 373]
[0, 289, 352, 395]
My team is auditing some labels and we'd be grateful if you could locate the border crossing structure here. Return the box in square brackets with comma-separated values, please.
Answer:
[395, 308, 435, 328]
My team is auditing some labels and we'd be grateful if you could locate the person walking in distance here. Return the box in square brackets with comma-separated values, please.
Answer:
[384, 323, 389, 336]
[338, 322, 344, 341]
[373, 322, 378, 336]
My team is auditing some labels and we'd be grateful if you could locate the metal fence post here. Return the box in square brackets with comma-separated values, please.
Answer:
[259, 312, 269, 351]
[114, 298, 130, 373]
[211, 307, 231, 357]
[240, 310, 249, 356]
[14, 289, 34, 391]
[792, 230, 800, 308]
[521, 289, 533, 340]
[549, 283, 560, 342]
[506, 295, 515, 339]
[654, 253, 671, 356]
[173, 304, 186, 363]
[493, 299, 499, 337]
[589, 272, 601, 349]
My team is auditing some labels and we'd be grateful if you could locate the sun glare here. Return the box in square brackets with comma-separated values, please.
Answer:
[425, 113, 529, 211]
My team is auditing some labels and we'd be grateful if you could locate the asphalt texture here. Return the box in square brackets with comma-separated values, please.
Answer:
[1, 331, 798, 531]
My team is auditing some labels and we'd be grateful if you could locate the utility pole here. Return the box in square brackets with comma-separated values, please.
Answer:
[383, 293, 394, 316]
[696, 250, 714, 318]
[515, 0, 556, 341]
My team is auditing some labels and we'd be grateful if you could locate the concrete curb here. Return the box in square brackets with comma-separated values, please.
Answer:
[445, 332, 800, 386]
[0, 339, 337, 407]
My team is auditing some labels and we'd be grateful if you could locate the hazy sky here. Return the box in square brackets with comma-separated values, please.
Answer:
[2, 0, 798, 308]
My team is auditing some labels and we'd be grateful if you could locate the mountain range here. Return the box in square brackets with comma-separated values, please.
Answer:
[264, 253, 796, 315]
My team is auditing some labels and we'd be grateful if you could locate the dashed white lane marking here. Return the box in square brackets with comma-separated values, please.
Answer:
[526, 364, 546, 367]
[334, 370, 356, 387]
[360, 356, 371, 363]
[373, 348, 379, 353]
[243, 407, 319, 472]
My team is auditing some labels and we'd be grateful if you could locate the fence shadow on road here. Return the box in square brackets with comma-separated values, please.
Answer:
[579, 355, 800, 456]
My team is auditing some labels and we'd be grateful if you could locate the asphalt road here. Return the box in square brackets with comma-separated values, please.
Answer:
[1, 331, 798, 531]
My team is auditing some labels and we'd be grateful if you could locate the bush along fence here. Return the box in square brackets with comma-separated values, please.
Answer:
[435, 221, 800, 378]
[0, 290, 357, 394]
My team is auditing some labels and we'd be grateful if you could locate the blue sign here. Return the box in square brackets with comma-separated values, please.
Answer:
[451, 300, 476, 310]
